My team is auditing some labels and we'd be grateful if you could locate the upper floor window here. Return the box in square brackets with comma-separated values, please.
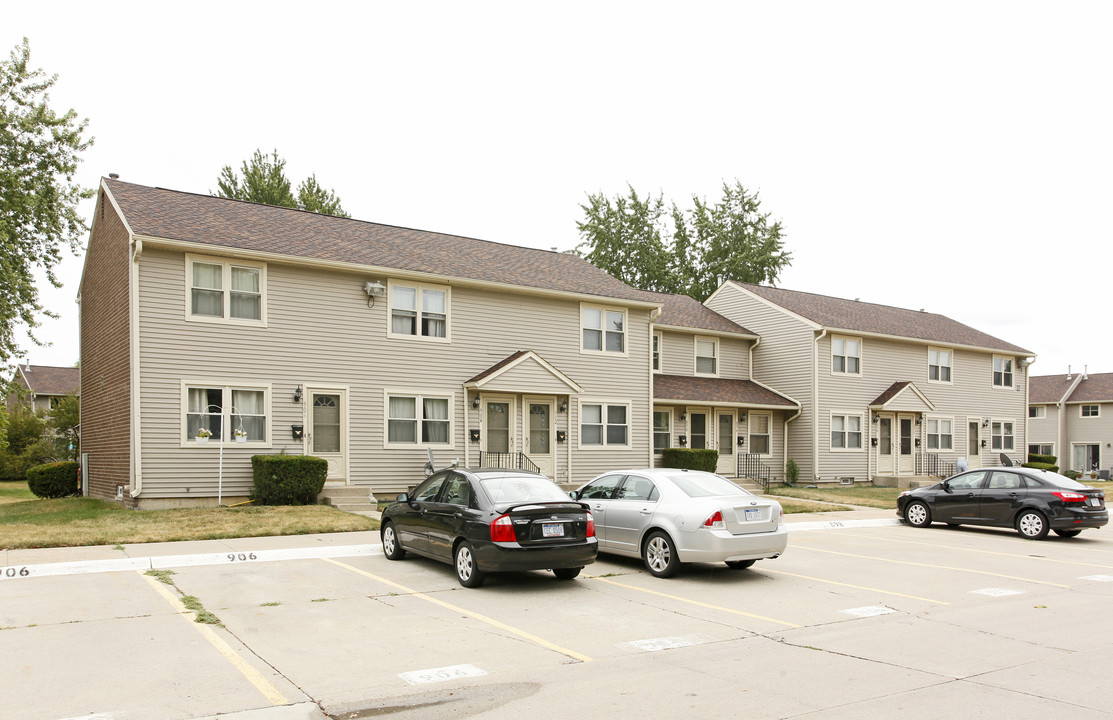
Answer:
[390, 282, 449, 340]
[832, 336, 861, 375]
[748, 413, 771, 455]
[831, 413, 863, 450]
[652, 333, 662, 372]
[581, 402, 629, 447]
[1082, 405, 1100, 418]
[695, 338, 718, 376]
[928, 348, 952, 383]
[187, 255, 265, 325]
[993, 356, 1013, 388]
[1029, 406, 1046, 419]
[582, 305, 625, 353]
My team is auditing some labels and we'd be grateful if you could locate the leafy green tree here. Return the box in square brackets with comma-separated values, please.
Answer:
[577, 181, 792, 301]
[0, 403, 52, 481]
[47, 391, 79, 460]
[0, 38, 93, 370]
[214, 149, 349, 217]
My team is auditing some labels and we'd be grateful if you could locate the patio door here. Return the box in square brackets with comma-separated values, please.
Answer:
[307, 388, 347, 482]
[715, 410, 735, 475]
[525, 397, 555, 478]
[897, 414, 915, 474]
[877, 415, 894, 474]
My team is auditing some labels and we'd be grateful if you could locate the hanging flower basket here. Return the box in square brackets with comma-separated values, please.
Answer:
[234, 430, 248, 444]
[195, 428, 212, 443]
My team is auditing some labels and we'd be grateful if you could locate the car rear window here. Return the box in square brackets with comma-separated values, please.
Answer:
[479, 473, 569, 504]
[665, 472, 750, 498]
[1037, 472, 1093, 490]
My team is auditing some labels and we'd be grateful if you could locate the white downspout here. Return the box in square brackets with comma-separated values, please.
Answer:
[129, 237, 143, 499]
[813, 329, 827, 482]
[462, 384, 471, 469]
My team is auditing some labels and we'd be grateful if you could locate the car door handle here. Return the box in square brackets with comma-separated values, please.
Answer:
[639, 509, 652, 515]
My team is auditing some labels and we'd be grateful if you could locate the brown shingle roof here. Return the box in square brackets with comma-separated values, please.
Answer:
[105, 179, 657, 305]
[733, 282, 1032, 354]
[1029, 374, 1078, 404]
[653, 375, 797, 407]
[1067, 373, 1113, 403]
[649, 291, 756, 336]
[17, 365, 80, 396]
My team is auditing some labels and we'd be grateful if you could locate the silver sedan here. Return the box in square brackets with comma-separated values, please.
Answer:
[572, 469, 787, 577]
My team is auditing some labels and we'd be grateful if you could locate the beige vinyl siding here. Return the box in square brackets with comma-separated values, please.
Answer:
[658, 331, 750, 380]
[135, 248, 650, 498]
[1027, 404, 1058, 451]
[706, 284, 815, 480]
[1063, 401, 1113, 472]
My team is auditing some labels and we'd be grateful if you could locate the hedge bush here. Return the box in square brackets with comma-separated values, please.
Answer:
[250, 455, 328, 505]
[26, 461, 80, 499]
[1027, 453, 1057, 466]
[660, 448, 717, 472]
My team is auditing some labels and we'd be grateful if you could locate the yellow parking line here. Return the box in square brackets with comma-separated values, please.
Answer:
[323, 558, 592, 663]
[591, 576, 802, 628]
[758, 568, 949, 605]
[140, 573, 289, 705]
[837, 531, 1113, 570]
[792, 545, 1071, 588]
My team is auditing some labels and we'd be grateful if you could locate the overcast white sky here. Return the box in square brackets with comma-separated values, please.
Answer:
[7, 1, 1111, 380]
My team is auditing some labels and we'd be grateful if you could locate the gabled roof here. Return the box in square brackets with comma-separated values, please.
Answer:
[868, 381, 936, 412]
[15, 365, 81, 396]
[648, 291, 756, 337]
[1029, 374, 1080, 404]
[728, 282, 1032, 355]
[1032, 371, 1113, 404]
[653, 375, 797, 408]
[465, 351, 582, 393]
[102, 178, 658, 306]
[1066, 372, 1113, 403]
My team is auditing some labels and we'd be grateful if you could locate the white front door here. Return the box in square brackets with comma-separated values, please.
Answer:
[307, 389, 347, 482]
[525, 398, 555, 478]
[897, 414, 915, 474]
[715, 410, 735, 475]
[877, 414, 894, 474]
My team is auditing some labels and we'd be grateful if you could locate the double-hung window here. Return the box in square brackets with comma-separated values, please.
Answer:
[748, 413, 771, 455]
[387, 394, 452, 445]
[1082, 405, 1100, 418]
[1029, 406, 1046, 419]
[832, 336, 861, 375]
[695, 338, 718, 376]
[993, 356, 1013, 388]
[653, 411, 671, 452]
[389, 283, 449, 340]
[926, 418, 953, 451]
[652, 333, 662, 372]
[581, 402, 629, 447]
[928, 348, 952, 383]
[1029, 443, 1054, 456]
[187, 255, 265, 324]
[582, 305, 625, 353]
[831, 414, 863, 449]
[991, 421, 1015, 451]
[184, 384, 268, 444]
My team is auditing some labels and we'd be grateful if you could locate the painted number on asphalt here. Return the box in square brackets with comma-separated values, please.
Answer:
[1, 566, 31, 579]
[399, 664, 487, 685]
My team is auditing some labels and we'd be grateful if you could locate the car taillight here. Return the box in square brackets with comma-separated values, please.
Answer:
[490, 514, 516, 542]
[1052, 491, 1088, 503]
[778, 507, 784, 524]
[703, 510, 725, 529]
[586, 512, 595, 538]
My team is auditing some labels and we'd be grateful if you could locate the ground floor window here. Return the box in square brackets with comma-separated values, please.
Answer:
[991, 421, 1015, 451]
[926, 418, 953, 451]
[1028, 443, 1053, 456]
[582, 402, 629, 447]
[653, 411, 671, 452]
[1073, 444, 1100, 472]
[387, 394, 451, 445]
[831, 414, 862, 449]
[748, 413, 771, 455]
[185, 385, 267, 443]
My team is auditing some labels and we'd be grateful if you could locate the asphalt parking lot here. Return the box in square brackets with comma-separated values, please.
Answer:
[2, 510, 1112, 720]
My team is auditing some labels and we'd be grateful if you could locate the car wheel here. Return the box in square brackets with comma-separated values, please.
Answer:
[454, 541, 486, 588]
[643, 531, 681, 578]
[1054, 529, 1082, 538]
[1015, 509, 1049, 540]
[905, 501, 932, 528]
[553, 567, 581, 580]
[726, 559, 756, 570]
[381, 522, 406, 560]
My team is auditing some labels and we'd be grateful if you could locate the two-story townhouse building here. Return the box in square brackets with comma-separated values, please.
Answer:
[706, 282, 1034, 486]
[7, 364, 81, 414]
[1029, 370, 1113, 477]
[647, 292, 798, 483]
[79, 178, 662, 508]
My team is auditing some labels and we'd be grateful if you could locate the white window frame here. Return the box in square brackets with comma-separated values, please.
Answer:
[926, 416, 954, 451]
[652, 409, 671, 453]
[383, 391, 455, 448]
[580, 304, 628, 356]
[1028, 443, 1054, 456]
[184, 254, 267, 327]
[991, 420, 1015, 451]
[830, 412, 864, 451]
[694, 337, 719, 377]
[831, 336, 862, 376]
[579, 400, 631, 449]
[748, 412, 772, 456]
[1029, 406, 1046, 419]
[928, 347, 953, 384]
[180, 381, 272, 447]
[652, 333, 662, 373]
[387, 281, 451, 343]
[992, 355, 1014, 388]
[1081, 404, 1100, 418]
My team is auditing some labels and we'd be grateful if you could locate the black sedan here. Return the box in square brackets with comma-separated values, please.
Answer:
[897, 466, 1108, 539]
[380, 468, 597, 587]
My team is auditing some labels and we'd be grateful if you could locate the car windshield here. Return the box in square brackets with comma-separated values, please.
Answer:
[665, 472, 750, 498]
[479, 473, 569, 504]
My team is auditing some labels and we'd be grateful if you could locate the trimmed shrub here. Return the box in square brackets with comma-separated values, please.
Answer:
[26, 461, 80, 499]
[785, 458, 800, 486]
[1027, 453, 1057, 466]
[1022, 462, 1059, 473]
[1064, 469, 1081, 480]
[660, 448, 717, 472]
[251, 455, 328, 505]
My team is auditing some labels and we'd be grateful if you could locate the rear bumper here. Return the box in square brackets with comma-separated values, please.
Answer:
[677, 524, 788, 564]
[474, 538, 598, 573]
[1049, 507, 1108, 529]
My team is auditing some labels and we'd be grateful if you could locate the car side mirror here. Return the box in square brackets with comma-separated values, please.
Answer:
[569, 490, 578, 500]
[396, 492, 409, 503]
[941, 481, 951, 493]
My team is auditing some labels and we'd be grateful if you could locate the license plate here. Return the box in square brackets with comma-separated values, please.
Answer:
[542, 523, 565, 538]
[1090, 497, 1102, 507]
[745, 508, 761, 521]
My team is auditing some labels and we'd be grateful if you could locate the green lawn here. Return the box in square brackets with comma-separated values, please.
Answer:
[0, 481, 35, 505]
[766, 486, 903, 509]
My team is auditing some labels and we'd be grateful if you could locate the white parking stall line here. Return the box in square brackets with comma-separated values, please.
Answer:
[619, 635, 710, 652]
[1081, 574, 1113, 582]
[400, 664, 487, 685]
[841, 606, 896, 618]
[971, 588, 1024, 597]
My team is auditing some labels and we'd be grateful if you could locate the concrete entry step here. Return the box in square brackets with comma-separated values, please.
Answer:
[318, 485, 378, 515]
